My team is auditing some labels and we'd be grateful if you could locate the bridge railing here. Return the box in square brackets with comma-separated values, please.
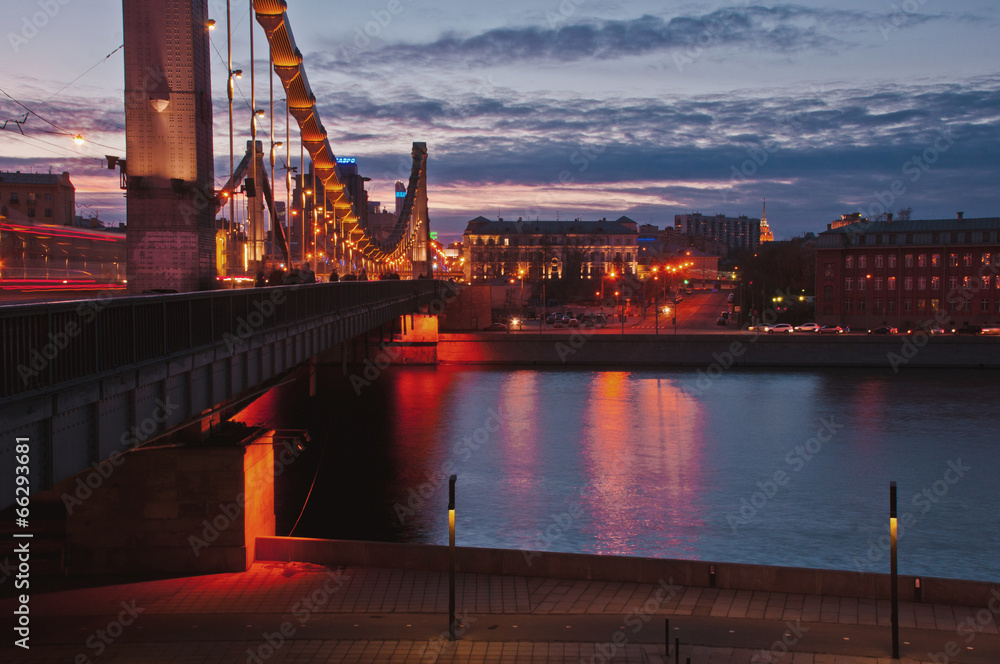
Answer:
[0, 281, 447, 400]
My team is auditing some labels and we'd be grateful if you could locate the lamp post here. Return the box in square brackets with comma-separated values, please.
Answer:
[890, 481, 899, 659]
[866, 273, 872, 332]
[448, 474, 456, 641]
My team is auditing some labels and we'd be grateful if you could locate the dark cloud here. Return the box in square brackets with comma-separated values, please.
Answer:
[313, 5, 956, 70]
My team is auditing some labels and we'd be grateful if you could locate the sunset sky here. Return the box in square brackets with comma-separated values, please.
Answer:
[2, 0, 998, 242]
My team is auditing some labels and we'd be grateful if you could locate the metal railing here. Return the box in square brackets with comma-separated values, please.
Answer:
[1, 281, 447, 399]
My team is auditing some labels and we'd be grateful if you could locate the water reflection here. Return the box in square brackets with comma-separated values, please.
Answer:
[231, 364, 1000, 582]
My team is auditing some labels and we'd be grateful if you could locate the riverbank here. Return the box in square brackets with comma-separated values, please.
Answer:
[437, 332, 1000, 368]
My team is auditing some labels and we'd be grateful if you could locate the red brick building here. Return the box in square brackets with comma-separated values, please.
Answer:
[815, 215, 1000, 330]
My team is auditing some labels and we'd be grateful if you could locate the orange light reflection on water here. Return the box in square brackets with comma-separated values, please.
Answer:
[580, 373, 705, 556]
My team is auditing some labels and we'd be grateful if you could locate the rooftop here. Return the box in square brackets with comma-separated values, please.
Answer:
[0, 171, 72, 186]
[822, 217, 1000, 234]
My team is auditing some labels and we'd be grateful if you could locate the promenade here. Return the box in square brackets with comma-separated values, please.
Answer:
[5, 560, 998, 663]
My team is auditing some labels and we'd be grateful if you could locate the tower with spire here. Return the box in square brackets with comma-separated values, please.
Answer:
[760, 198, 774, 242]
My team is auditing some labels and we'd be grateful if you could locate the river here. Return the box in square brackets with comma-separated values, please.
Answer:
[232, 363, 1000, 582]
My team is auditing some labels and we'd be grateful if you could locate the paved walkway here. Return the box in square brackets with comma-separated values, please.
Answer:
[4, 562, 998, 663]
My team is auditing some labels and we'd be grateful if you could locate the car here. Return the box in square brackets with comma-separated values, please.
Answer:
[818, 325, 846, 334]
[508, 318, 521, 329]
[869, 326, 898, 335]
[673, 294, 683, 303]
[582, 318, 595, 328]
[484, 322, 507, 331]
[568, 318, 579, 328]
[766, 323, 794, 334]
[956, 323, 982, 335]
[726, 293, 735, 303]
[981, 325, 1000, 336]
[716, 316, 728, 326]
[926, 324, 948, 335]
[720, 311, 731, 320]
[794, 322, 821, 332]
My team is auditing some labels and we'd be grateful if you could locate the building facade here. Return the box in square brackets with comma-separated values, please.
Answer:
[462, 217, 639, 281]
[815, 216, 1000, 329]
[675, 212, 760, 251]
[0, 172, 75, 226]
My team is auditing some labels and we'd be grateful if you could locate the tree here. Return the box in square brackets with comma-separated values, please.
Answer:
[896, 207, 912, 221]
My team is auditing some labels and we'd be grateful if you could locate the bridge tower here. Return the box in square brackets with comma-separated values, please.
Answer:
[123, 0, 217, 293]
[408, 142, 432, 277]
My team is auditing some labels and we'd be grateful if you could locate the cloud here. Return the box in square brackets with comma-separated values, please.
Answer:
[313, 5, 959, 71]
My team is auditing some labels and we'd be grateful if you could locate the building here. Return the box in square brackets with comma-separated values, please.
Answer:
[815, 214, 1000, 329]
[675, 212, 760, 252]
[0, 171, 75, 226]
[759, 200, 774, 243]
[462, 217, 639, 282]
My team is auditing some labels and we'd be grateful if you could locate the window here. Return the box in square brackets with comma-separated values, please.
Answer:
[984, 253, 992, 265]
[824, 263, 833, 278]
[824, 285, 833, 299]
[875, 255, 884, 268]
[888, 276, 896, 291]
[917, 277, 926, 290]
[888, 255, 897, 268]
[875, 277, 882, 291]
[858, 278, 866, 291]
[904, 254, 913, 268]
[949, 276, 958, 290]
[904, 299, 912, 312]
[931, 254, 940, 267]
[904, 277, 912, 291]
[930, 299, 939, 311]
[985, 276, 991, 289]
[931, 276, 940, 290]
[27, 192, 36, 204]
[982, 299, 990, 312]
[858, 299, 866, 312]
[917, 254, 926, 267]
[845, 256, 853, 268]
[916, 299, 925, 311]
[963, 253, 972, 267]
[963, 276, 971, 288]
[874, 298, 882, 312]
[44, 208, 52, 218]
[625, 252, 632, 262]
[859, 255, 867, 269]
[503, 238, 509, 246]
[26, 209, 35, 218]
[845, 300, 853, 312]
[845, 278, 853, 291]
[949, 253, 958, 267]
[9, 192, 18, 203]
[887, 299, 896, 312]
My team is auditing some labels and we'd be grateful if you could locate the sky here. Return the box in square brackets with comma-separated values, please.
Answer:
[2, 0, 998, 243]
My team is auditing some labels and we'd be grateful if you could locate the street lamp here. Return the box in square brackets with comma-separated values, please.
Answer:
[866, 273, 872, 331]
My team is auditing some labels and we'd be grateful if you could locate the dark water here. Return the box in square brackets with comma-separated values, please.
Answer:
[233, 364, 1000, 582]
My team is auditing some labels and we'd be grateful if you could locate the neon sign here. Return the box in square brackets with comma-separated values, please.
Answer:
[395, 191, 406, 198]
[336, 157, 356, 164]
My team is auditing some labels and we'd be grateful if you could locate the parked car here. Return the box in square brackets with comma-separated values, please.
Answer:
[927, 324, 948, 335]
[720, 311, 731, 320]
[956, 323, 983, 335]
[568, 318, 579, 328]
[484, 322, 507, 331]
[819, 325, 846, 334]
[980, 324, 1000, 336]
[726, 292, 735, 303]
[794, 322, 821, 332]
[716, 316, 728, 326]
[766, 323, 794, 334]
[870, 326, 898, 335]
